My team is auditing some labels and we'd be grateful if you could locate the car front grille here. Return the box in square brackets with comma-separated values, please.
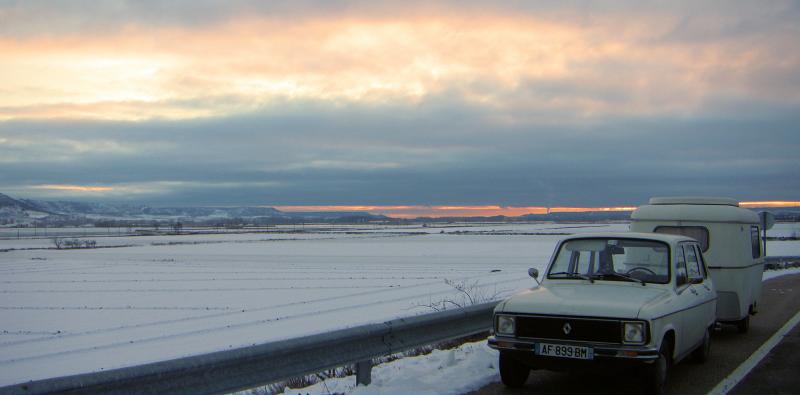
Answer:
[515, 315, 622, 344]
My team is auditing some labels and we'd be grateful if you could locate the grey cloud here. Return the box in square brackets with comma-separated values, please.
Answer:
[652, 2, 800, 44]
[1, 96, 798, 206]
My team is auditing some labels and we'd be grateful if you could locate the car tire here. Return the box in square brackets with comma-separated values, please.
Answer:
[737, 315, 750, 334]
[643, 339, 671, 395]
[692, 327, 711, 363]
[499, 351, 529, 388]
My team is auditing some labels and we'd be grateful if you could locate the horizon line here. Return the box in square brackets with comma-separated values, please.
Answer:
[273, 201, 800, 219]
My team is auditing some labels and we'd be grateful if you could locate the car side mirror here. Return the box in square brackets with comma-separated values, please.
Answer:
[528, 268, 541, 285]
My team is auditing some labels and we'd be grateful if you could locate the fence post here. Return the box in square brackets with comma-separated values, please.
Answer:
[355, 360, 372, 386]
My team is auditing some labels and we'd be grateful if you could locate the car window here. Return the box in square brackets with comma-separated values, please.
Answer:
[683, 244, 703, 282]
[675, 245, 688, 286]
[694, 244, 708, 278]
[548, 238, 670, 284]
[573, 250, 594, 273]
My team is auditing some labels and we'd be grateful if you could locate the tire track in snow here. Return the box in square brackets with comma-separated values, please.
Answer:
[0, 276, 526, 366]
[0, 285, 398, 293]
[0, 271, 511, 348]
[4, 267, 492, 276]
[0, 276, 441, 284]
[0, 306, 232, 311]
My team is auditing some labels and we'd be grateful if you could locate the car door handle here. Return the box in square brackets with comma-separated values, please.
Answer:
[690, 288, 699, 295]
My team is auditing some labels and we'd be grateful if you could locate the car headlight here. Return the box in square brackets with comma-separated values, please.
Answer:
[623, 322, 645, 344]
[496, 315, 516, 336]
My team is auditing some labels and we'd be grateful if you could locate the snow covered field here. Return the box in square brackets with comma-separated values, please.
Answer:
[0, 222, 798, 387]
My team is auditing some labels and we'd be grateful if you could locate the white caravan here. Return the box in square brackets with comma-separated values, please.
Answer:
[630, 197, 763, 332]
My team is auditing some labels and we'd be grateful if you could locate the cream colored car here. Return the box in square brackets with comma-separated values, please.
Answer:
[488, 233, 717, 395]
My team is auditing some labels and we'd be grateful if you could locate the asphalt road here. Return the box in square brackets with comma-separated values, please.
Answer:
[467, 273, 800, 395]
[728, 313, 800, 395]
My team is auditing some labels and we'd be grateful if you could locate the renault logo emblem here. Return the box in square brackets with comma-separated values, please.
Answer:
[563, 323, 572, 335]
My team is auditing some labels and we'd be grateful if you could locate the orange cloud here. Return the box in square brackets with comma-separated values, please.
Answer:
[275, 202, 797, 218]
[3, 11, 792, 121]
[739, 201, 800, 208]
[32, 184, 113, 192]
[273, 205, 639, 218]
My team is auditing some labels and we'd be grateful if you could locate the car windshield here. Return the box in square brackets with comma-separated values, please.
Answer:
[548, 238, 670, 284]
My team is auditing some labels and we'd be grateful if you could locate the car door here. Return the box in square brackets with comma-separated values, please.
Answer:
[683, 243, 713, 346]
[690, 243, 716, 327]
[672, 243, 697, 356]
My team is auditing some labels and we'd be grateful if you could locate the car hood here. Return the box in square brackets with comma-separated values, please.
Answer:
[497, 282, 669, 319]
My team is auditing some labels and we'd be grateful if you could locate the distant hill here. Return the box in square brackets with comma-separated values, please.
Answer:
[0, 193, 53, 224]
[0, 193, 45, 212]
[1, 192, 797, 225]
[0, 193, 386, 225]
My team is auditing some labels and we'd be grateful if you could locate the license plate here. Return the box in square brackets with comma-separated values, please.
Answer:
[536, 343, 593, 360]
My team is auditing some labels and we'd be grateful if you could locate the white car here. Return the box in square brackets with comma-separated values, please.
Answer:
[488, 232, 717, 395]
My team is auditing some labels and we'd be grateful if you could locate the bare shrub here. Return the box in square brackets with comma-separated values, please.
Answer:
[417, 278, 500, 312]
[57, 238, 98, 249]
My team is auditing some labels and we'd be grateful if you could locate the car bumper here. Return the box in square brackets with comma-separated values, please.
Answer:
[488, 336, 659, 364]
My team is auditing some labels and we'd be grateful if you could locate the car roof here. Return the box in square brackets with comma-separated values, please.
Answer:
[560, 231, 696, 244]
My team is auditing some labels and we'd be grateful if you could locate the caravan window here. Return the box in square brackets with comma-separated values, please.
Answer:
[654, 226, 709, 252]
[750, 226, 761, 258]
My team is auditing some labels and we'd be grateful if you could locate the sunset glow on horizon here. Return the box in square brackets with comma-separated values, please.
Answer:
[274, 205, 633, 218]
[274, 202, 799, 218]
[32, 185, 114, 192]
[739, 201, 800, 208]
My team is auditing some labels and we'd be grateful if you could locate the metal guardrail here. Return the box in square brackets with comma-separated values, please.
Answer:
[764, 256, 800, 270]
[0, 302, 497, 395]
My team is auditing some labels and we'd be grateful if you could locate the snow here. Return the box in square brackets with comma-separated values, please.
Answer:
[266, 339, 500, 395]
[762, 267, 800, 281]
[764, 239, 800, 256]
[768, 222, 800, 238]
[0, 223, 625, 386]
[0, 222, 797, 389]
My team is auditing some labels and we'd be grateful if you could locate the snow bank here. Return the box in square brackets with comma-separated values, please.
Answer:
[277, 339, 499, 395]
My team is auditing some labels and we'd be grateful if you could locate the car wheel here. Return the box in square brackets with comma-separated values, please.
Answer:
[499, 351, 529, 388]
[643, 339, 671, 395]
[692, 327, 711, 363]
[737, 315, 750, 334]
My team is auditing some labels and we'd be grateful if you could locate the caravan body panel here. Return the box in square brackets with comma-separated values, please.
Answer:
[630, 197, 763, 322]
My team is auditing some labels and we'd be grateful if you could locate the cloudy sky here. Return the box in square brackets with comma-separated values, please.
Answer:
[1, 1, 798, 215]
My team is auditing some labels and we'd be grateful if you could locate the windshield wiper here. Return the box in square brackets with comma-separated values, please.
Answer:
[548, 271, 595, 283]
[594, 272, 646, 286]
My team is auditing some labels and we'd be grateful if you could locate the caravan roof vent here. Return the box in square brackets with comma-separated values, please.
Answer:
[648, 197, 739, 207]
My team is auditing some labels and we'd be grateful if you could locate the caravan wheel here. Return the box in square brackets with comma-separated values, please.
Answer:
[737, 315, 750, 334]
